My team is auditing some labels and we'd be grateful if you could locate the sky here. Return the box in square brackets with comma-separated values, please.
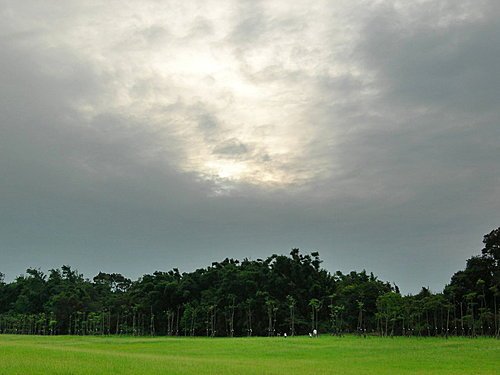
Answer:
[1, 0, 499, 293]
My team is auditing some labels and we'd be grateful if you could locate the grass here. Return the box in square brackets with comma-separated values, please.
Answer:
[0, 334, 498, 374]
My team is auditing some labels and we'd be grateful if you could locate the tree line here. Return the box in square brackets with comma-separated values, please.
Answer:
[0, 227, 498, 338]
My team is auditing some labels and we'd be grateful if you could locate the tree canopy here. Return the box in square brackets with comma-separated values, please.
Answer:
[1, 228, 499, 337]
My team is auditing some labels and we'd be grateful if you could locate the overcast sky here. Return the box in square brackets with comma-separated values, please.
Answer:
[1, 0, 499, 293]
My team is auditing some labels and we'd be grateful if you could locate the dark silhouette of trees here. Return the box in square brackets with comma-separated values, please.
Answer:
[0, 227, 499, 338]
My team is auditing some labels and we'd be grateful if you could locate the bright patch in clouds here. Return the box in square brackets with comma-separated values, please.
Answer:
[2, 0, 369, 190]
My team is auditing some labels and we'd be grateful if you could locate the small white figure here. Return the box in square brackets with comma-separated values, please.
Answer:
[284, 332, 287, 338]
[309, 333, 312, 337]
[313, 329, 318, 337]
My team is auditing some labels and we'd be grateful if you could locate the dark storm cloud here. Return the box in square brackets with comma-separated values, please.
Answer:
[307, 0, 500, 290]
[358, 0, 500, 113]
[335, 0, 500, 204]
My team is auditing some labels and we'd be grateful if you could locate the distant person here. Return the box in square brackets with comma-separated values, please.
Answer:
[284, 333, 287, 338]
[313, 329, 317, 337]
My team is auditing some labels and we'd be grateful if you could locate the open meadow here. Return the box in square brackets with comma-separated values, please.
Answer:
[0, 335, 498, 374]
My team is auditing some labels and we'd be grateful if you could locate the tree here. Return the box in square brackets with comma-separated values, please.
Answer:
[265, 297, 278, 337]
[309, 298, 321, 334]
[377, 292, 402, 337]
[482, 228, 500, 264]
[357, 300, 365, 336]
[286, 295, 296, 336]
[1, 231, 498, 338]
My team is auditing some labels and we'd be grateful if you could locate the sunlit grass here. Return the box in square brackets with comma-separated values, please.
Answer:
[0, 335, 498, 374]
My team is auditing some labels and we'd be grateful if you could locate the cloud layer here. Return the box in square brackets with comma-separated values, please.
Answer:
[1, 0, 499, 292]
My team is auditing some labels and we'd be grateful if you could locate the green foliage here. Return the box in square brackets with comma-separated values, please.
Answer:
[0, 226, 499, 338]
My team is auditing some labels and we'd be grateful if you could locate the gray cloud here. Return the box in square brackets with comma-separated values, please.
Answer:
[358, 0, 500, 113]
[213, 138, 249, 156]
[0, 0, 498, 293]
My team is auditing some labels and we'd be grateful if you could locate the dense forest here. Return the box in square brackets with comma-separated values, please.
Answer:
[1, 227, 498, 338]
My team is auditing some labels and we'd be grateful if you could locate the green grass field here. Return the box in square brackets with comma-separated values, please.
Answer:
[0, 335, 498, 374]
